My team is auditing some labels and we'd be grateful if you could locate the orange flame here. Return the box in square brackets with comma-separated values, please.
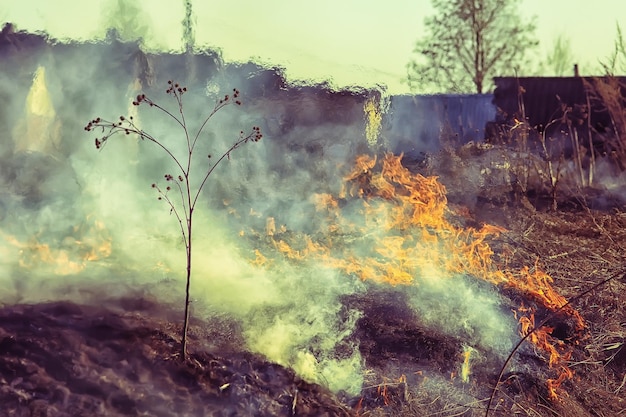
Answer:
[517, 303, 578, 399]
[254, 153, 585, 399]
[2, 216, 112, 275]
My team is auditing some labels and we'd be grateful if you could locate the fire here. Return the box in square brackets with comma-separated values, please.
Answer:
[2, 216, 112, 276]
[13, 66, 62, 155]
[253, 153, 585, 399]
[513, 263, 584, 330]
[460, 345, 474, 383]
[517, 304, 576, 399]
[363, 95, 383, 147]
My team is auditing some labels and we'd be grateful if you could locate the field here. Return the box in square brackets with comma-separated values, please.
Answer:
[1, 28, 626, 417]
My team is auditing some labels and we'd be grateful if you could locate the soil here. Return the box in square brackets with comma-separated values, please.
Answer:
[0, 300, 353, 417]
[2, 155, 626, 417]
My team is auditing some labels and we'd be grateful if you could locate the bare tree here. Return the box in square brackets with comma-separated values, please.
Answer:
[407, 0, 537, 94]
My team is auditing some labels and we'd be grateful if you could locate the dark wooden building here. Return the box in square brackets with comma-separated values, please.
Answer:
[493, 76, 626, 134]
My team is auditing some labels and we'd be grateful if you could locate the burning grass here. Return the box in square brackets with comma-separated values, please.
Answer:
[336, 152, 626, 416]
[251, 153, 589, 402]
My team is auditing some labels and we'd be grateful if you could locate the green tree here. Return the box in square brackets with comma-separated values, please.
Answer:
[85, 81, 262, 361]
[407, 0, 538, 94]
[547, 34, 575, 76]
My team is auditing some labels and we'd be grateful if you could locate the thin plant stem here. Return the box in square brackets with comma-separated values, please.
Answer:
[85, 81, 261, 362]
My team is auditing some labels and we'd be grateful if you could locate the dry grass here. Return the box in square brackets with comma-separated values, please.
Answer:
[584, 76, 626, 170]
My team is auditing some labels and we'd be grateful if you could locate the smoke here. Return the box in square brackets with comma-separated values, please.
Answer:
[406, 264, 517, 355]
[0, 28, 524, 398]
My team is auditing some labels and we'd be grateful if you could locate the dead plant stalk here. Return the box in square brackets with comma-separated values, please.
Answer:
[84, 81, 262, 361]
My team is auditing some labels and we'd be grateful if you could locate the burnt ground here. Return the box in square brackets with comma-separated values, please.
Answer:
[2, 153, 626, 416]
[0, 300, 354, 417]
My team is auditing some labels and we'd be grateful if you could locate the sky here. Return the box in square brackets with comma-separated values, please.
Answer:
[1, 0, 625, 94]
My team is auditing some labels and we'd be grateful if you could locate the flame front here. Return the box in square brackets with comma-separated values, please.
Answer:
[255, 153, 585, 399]
[268, 153, 504, 285]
